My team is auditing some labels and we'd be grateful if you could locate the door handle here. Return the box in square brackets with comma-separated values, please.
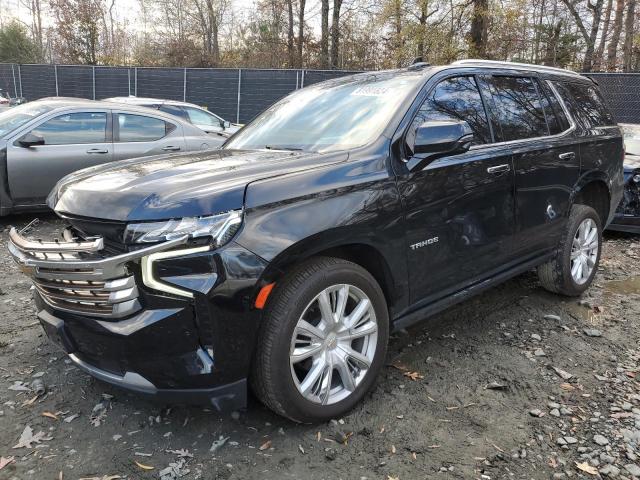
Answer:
[162, 146, 181, 152]
[558, 152, 576, 160]
[487, 164, 510, 174]
[86, 148, 108, 154]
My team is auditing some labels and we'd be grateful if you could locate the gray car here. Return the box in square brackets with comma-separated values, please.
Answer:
[103, 96, 242, 135]
[0, 98, 218, 215]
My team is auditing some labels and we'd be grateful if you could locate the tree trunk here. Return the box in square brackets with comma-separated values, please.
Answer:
[583, 0, 604, 71]
[469, 0, 489, 57]
[297, 0, 306, 68]
[594, 0, 613, 70]
[622, 0, 636, 70]
[286, 0, 295, 67]
[320, 0, 329, 68]
[543, 20, 563, 66]
[330, 0, 343, 68]
[418, 0, 428, 59]
[607, 0, 625, 70]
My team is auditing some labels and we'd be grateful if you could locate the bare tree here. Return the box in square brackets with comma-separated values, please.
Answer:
[321, 0, 329, 67]
[297, 0, 306, 67]
[606, 0, 624, 69]
[330, 0, 343, 68]
[469, 0, 489, 57]
[593, 0, 613, 70]
[286, 0, 295, 66]
[622, 0, 636, 70]
[561, 0, 604, 71]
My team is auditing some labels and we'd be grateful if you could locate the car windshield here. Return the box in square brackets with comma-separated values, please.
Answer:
[0, 102, 54, 137]
[224, 72, 424, 153]
[621, 123, 640, 156]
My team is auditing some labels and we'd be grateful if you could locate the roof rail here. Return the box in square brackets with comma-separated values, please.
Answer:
[452, 59, 583, 77]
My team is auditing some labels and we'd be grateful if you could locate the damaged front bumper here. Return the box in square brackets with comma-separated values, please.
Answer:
[8, 226, 267, 411]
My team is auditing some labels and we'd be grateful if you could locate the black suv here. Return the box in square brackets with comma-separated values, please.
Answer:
[9, 60, 623, 422]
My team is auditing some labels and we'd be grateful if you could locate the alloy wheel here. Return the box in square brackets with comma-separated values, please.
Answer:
[570, 218, 598, 285]
[289, 283, 378, 405]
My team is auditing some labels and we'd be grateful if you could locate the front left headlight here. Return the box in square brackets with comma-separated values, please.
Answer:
[124, 210, 243, 245]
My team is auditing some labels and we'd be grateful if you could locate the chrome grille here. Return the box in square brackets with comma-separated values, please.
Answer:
[32, 276, 139, 318]
[9, 226, 188, 319]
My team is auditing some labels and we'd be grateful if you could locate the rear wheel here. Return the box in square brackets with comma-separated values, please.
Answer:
[250, 257, 389, 422]
[538, 204, 602, 296]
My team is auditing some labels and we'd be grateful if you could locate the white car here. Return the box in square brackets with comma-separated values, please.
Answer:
[104, 96, 242, 136]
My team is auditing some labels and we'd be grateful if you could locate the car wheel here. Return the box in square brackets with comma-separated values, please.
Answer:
[538, 204, 602, 296]
[250, 256, 389, 423]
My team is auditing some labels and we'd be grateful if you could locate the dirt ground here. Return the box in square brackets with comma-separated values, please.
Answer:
[0, 213, 638, 480]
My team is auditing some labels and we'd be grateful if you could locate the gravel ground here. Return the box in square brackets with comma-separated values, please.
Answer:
[0, 213, 638, 480]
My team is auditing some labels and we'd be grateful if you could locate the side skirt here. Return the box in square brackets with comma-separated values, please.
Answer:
[392, 252, 554, 331]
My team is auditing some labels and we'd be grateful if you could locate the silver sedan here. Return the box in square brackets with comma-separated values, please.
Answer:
[0, 98, 220, 215]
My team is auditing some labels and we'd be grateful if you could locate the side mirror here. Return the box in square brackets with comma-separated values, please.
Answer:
[222, 120, 231, 129]
[406, 120, 474, 171]
[18, 132, 45, 148]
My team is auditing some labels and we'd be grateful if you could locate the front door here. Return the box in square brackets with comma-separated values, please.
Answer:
[396, 75, 516, 306]
[7, 110, 112, 205]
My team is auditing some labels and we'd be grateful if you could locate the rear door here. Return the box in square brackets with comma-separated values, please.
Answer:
[7, 109, 112, 204]
[396, 74, 517, 305]
[484, 74, 580, 257]
[112, 111, 186, 160]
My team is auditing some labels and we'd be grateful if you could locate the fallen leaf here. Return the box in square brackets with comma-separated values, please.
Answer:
[411, 452, 417, 460]
[553, 367, 573, 380]
[298, 444, 305, 454]
[575, 461, 598, 475]
[42, 411, 58, 420]
[403, 371, 424, 381]
[316, 431, 321, 442]
[0, 457, 15, 470]
[259, 440, 272, 451]
[379, 425, 385, 433]
[387, 476, 400, 480]
[485, 381, 507, 390]
[391, 445, 396, 454]
[134, 461, 154, 471]
[12, 425, 52, 449]
[560, 383, 575, 391]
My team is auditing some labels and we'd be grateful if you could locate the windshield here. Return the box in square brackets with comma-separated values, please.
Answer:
[224, 72, 423, 153]
[0, 102, 54, 137]
[621, 123, 640, 156]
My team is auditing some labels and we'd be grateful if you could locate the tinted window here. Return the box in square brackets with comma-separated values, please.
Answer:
[536, 79, 569, 134]
[488, 76, 548, 140]
[159, 105, 187, 119]
[407, 76, 491, 151]
[553, 82, 614, 128]
[117, 114, 171, 142]
[184, 107, 221, 127]
[31, 112, 107, 145]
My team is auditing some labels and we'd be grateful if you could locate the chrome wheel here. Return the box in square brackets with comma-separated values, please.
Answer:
[570, 218, 598, 285]
[289, 284, 378, 405]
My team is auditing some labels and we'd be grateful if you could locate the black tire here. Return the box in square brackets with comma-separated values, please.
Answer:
[537, 204, 602, 296]
[250, 256, 389, 423]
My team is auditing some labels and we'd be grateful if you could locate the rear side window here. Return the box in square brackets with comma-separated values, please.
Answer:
[31, 112, 107, 145]
[117, 113, 174, 142]
[488, 76, 548, 140]
[407, 75, 491, 151]
[552, 82, 614, 128]
[159, 105, 188, 119]
[537, 80, 570, 134]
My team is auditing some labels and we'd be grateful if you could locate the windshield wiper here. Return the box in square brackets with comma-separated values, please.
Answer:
[264, 145, 304, 151]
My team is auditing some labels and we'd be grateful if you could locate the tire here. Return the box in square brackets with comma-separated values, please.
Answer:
[537, 204, 602, 296]
[250, 256, 389, 423]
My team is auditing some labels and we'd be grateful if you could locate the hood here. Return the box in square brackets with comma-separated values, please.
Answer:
[624, 153, 640, 172]
[50, 149, 346, 221]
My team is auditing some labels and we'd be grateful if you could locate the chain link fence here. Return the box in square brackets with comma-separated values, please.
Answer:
[0, 63, 637, 124]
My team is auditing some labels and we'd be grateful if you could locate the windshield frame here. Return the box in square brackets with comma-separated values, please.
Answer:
[223, 71, 426, 154]
[0, 102, 56, 139]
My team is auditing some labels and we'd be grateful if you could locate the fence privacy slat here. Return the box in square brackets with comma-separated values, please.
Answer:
[0, 64, 637, 124]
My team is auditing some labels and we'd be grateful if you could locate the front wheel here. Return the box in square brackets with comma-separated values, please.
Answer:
[538, 204, 602, 296]
[250, 257, 389, 423]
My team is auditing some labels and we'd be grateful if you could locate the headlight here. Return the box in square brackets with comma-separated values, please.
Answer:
[633, 174, 640, 183]
[124, 210, 242, 245]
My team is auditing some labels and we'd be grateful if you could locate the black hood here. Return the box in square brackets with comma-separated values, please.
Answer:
[49, 149, 346, 221]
